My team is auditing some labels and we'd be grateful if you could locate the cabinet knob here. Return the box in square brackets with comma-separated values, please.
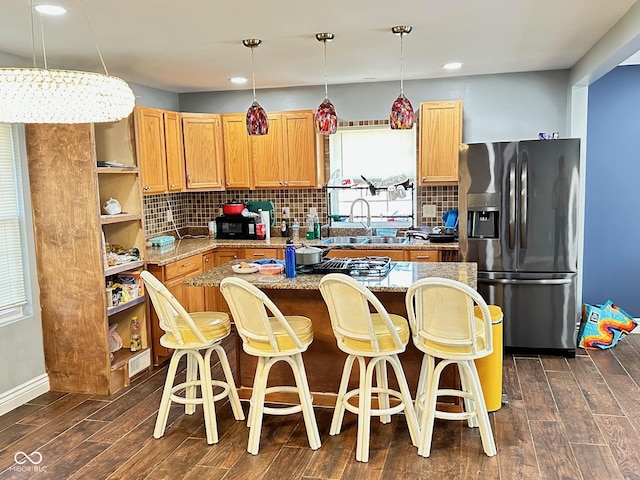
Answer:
[421, 177, 426, 181]
[143, 185, 150, 191]
[204, 258, 210, 263]
[253, 253, 265, 257]
[182, 262, 191, 267]
[169, 183, 175, 189]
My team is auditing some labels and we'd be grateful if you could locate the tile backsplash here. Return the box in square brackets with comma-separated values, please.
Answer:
[143, 117, 458, 238]
[143, 186, 458, 238]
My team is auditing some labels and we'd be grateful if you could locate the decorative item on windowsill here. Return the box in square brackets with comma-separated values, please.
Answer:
[243, 38, 268, 136]
[389, 25, 414, 130]
[314, 32, 338, 135]
[0, 0, 135, 124]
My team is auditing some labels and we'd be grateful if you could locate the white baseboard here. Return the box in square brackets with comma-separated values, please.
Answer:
[0, 374, 50, 416]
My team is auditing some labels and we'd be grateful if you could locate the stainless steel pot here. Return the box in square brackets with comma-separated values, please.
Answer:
[295, 245, 325, 265]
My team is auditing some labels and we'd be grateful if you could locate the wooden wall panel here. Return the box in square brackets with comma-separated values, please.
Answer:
[26, 124, 111, 395]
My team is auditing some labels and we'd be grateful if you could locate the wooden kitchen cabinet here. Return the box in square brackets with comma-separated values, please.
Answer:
[182, 113, 225, 190]
[26, 116, 151, 396]
[418, 100, 463, 185]
[135, 106, 167, 194]
[147, 253, 205, 365]
[251, 112, 284, 188]
[406, 250, 442, 262]
[134, 106, 186, 194]
[222, 114, 252, 189]
[281, 110, 318, 187]
[251, 110, 319, 188]
[163, 110, 186, 192]
[244, 247, 284, 261]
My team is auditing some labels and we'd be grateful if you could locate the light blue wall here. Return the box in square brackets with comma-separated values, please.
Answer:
[583, 65, 640, 316]
[179, 70, 569, 143]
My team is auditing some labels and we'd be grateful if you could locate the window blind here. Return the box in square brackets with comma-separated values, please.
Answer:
[0, 123, 27, 318]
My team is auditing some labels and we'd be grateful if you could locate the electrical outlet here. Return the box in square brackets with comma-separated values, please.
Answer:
[281, 206, 290, 218]
[166, 209, 173, 223]
[422, 204, 437, 218]
[309, 207, 317, 216]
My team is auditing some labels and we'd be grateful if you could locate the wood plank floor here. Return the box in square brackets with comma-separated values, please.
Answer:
[2, 334, 640, 480]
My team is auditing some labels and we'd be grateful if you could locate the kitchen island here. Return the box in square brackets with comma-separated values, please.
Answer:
[185, 260, 477, 408]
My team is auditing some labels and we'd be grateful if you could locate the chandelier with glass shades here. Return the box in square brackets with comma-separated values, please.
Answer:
[243, 38, 269, 136]
[0, 0, 135, 124]
[314, 32, 337, 135]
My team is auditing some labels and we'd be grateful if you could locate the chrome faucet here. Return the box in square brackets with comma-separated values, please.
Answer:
[349, 198, 372, 234]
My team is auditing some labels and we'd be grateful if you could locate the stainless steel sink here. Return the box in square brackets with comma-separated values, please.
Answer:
[320, 236, 409, 245]
[320, 236, 369, 245]
[366, 236, 410, 245]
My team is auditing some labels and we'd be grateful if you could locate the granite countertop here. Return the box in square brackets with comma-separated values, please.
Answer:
[145, 236, 459, 267]
[184, 260, 477, 292]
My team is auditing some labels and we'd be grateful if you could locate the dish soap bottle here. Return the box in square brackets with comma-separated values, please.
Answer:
[306, 214, 314, 240]
[130, 316, 142, 352]
[313, 212, 321, 239]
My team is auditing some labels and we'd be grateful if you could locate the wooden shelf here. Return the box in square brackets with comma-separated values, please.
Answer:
[100, 213, 142, 225]
[105, 260, 144, 277]
[110, 347, 150, 371]
[107, 295, 145, 317]
[97, 166, 138, 174]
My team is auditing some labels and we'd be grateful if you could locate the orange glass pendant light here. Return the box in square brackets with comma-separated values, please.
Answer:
[243, 38, 268, 136]
[390, 26, 414, 130]
[314, 32, 337, 135]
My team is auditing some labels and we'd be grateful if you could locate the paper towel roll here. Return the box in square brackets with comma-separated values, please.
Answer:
[260, 210, 271, 240]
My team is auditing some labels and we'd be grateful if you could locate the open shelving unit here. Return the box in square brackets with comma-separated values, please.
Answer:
[25, 114, 151, 396]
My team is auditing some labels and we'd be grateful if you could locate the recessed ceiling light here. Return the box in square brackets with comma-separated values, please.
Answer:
[230, 77, 247, 85]
[442, 62, 463, 70]
[33, 4, 68, 16]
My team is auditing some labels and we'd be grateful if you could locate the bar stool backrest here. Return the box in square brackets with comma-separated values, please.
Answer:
[319, 273, 404, 354]
[405, 277, 493, 359]
[220, 277, 304, 353]
[141, 270, 208, 345]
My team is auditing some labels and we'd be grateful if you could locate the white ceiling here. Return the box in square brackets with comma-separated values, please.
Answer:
[0, 0, 637, 93]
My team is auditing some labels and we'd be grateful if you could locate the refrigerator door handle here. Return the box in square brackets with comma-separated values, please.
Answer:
[478, 277, 572, 285]
[508, 162, 516, 249]
[520, 158, 528, 248]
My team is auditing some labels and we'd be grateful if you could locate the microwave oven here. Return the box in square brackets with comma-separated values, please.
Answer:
[215, 215, 257, 239]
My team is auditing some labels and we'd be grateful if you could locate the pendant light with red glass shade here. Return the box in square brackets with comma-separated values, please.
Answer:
[243, 38, 268, 136]
[390, 26, 414, 130]
[314, 32, 337, 135]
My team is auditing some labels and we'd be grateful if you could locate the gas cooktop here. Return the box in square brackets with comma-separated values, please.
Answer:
[302, 256, 394, 278]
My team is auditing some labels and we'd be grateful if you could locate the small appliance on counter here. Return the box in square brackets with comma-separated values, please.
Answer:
[215, 215, 257, 239]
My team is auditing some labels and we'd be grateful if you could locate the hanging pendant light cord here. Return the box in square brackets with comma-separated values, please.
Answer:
[78, 0, 110, 76]
[251, 46, 257, 102]
[323, 39, 329, 100]
[400, 32, 405, 96]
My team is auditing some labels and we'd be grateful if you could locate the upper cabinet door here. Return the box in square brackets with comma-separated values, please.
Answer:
[221, 114, 252, 189]
[281, 110, 318, 188]
[418, 100, 462, 185]
[182, 114, 225, 190]
[251, 113, 284, 188]
[135, 106, 168, 194]
[163, 111, 185, 192]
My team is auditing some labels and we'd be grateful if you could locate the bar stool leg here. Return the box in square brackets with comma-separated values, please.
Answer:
[462, 360, 497, 456]
[212, 344, 245, 421]
[291, 353, 321, 450]
[417, 356, 443, 457]
[330, 354, 357, 435]
[198, 349, 219, 445]
[375, 361, 391, 424]
[247, 357, 272, 455]
[387, 354, 420, 447]
[185, 352, 198, 415]
[357, 356, 375, 463]
[154, 350, 186, 439]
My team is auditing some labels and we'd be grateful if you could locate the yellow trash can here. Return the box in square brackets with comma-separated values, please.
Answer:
[474, 305, 503, 412]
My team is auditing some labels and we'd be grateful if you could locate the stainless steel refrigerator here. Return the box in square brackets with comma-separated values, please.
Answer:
[459, 139, 581, 355]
